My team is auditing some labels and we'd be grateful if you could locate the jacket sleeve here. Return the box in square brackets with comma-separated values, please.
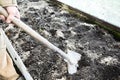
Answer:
[0, 0, 17, 7]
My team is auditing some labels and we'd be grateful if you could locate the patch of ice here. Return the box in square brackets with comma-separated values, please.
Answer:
[27, 1, 48, 9]
[65, 40, 76, 50]
[85, 50, 102, 60]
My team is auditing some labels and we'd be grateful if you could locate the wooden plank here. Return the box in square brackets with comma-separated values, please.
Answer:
[0, 28, 33, 80]
[57, 0, 120, 29]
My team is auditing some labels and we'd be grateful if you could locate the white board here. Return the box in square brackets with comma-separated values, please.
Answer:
[57, 0, 120, 28]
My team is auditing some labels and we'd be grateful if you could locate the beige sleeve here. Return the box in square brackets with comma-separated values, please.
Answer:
[0, 0, 17, 7]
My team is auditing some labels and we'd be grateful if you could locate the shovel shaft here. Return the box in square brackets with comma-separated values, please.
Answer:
[0, 6, 71, 64]
[0, 28, 33, 80]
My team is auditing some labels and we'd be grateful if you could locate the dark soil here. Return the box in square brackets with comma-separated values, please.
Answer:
[1, 0, 120, 80]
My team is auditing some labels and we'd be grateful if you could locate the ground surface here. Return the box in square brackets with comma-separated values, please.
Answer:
[1, 0, 120, 80]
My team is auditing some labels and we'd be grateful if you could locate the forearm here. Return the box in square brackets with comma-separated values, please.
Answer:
[0, 0, 17, 7]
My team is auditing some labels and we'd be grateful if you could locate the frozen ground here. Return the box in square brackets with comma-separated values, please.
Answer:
[1, 0, 120, 80]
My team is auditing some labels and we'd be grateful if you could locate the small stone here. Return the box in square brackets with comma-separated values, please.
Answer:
[56, 30, 65, 38]
[42, 30, 51, 37]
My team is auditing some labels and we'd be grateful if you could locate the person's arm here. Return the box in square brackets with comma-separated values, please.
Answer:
[0, 0, 20, 23]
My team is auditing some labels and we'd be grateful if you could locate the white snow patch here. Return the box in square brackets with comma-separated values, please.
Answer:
[100, 56, 118, 65]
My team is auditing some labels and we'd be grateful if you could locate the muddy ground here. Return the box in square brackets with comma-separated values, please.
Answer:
[1, 0, 120, 80]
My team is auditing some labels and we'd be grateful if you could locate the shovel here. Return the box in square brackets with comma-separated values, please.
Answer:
[0, 6, 81, 74]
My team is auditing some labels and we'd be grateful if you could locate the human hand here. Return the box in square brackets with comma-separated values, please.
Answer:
[0, 6, 20, 23]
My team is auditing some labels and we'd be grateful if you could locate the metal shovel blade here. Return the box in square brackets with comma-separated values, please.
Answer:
[66, 50, 81, 74]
